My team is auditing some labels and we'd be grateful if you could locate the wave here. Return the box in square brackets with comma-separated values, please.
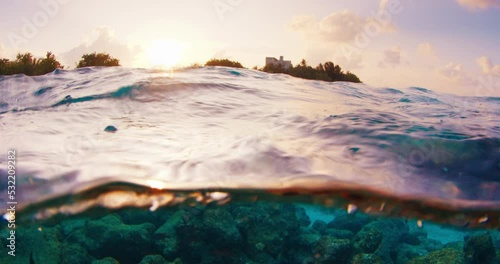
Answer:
[0, 66, 498, 227]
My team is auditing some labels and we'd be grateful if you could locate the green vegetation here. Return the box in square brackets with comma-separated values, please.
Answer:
[262, 59, 362, 83]
[0, 51, 121, 76]
[205, 58, 244, 68]
[204, 58, 362, 83]
[0, 52, 63, 76]
[0, 51, 361, 84]
[76, 52, 120, 68]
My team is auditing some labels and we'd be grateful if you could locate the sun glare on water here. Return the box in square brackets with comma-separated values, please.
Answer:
[147, 39, 184, 69]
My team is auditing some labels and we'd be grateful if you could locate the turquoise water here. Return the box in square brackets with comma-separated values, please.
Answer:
[0, 67, 498, 263]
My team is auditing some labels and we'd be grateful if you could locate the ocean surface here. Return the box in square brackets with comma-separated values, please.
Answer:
[0, 66, 499, 263]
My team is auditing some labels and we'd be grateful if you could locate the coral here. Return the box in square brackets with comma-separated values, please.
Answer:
[296, 206, 312, 227]
[354, 226, 383, 253]
[324, 228, 354, 239]
[60, 218, 88, 238]
[61, 243, 92, 264]
[352, 253, 383, 264]
[285, 227, 320, 263]
[327, 213, 373, 234]
[408, 248, 465, 264]
[5, 200, 499, 264]
[201, 207, 241, 248]
[153, 210, 189, 260]
[463, 233, 496, 264]
[92, 257, 120, 264]
[139, 255, 182, 264]
[312, 220, 328, 234]
[32, 227, 64, 264]
[67, 214, 155, 263]
[395, 243, 428, 264]
[231, 202, 304, 259]
[313, 236, 353, 264]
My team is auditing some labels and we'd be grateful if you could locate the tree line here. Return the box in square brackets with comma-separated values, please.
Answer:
[205, 58, 362, 83]
[0, 52, 120, 76]
[1, 52, 362, 83]
[261, 59, 361, 83]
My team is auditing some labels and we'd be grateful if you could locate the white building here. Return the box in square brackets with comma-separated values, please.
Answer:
[265, 56, 292, 70]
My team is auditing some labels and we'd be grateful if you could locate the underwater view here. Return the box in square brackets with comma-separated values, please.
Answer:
[0, 66, 498, 263]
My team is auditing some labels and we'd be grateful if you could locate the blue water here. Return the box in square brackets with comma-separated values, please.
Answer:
[0, 66, 499, 263]
[0, 66, 498, 225]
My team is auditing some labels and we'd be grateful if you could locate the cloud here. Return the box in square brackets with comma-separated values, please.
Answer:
[336, 53, 363, 70]
[438, 62, 470, 83]
[417, 42, 438, 58]
[378, 0, 389, 14]
[288, 15, 317, 32]
[60, 27, 141, 68]
[379, 46, 401, 67]
[289, 10, 396, 43]
[476, 56, 500, 76]
[457, 0, 500, 11]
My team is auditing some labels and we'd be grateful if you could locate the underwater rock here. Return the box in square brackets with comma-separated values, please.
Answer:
[400, 232, 422, 246]
[408, 248, 465, 264]
[395, 243, 428, 264]
[313, 236, 353, 264]
[352, 253, 383, 264]
[7, 200, 499, 264]
[354, 226, 383, 253]
[463, 233, 497, 264]
[230, 202, 304, 259]
[154, 210, 188, 259]
[312, 220, 328, 234]
[0, 228, 30, 263]
[33, 227, 64, 264]
[324, 228, 355, 239]
[294, 227, 321, 250]
[285, 227, 320, 263]
[401, 228, 426, 245]
[422, 238, 444, 252]
[326, 213, 373, 234]
[359, 219, 409, 264]
[202, 207, 241, 248]
[296, 206, 311, 227]
[139, 255, 182, 264]
[91, 257, 120, 264]
[61, 218, 88, 237]
[61, 243, 92, 264]
[154, 206, 248, 264]
[67, 214, 155, 263]
[492, 232, 500, 248]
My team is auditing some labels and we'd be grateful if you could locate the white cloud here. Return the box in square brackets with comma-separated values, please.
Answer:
[288, 15, 317, 32]
[378, 0, 389, 14]
[417, 42, 438, 59]
[60, 27, 141, 68]
[379, 46, 401, 67]
[336, 53, 363, 70]
[476, 56, 500, 76]
[438, 62, 471, 84]
[289, 10, 396, 44]
[319, 11, 368, 42]
[457, 0, 500, 11]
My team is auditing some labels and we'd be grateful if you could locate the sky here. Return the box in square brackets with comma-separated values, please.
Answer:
[0, 0, 498, 96]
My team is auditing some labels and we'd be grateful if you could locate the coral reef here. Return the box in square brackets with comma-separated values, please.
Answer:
[463, 233, 497, 264]
[1, 201, 499, 264]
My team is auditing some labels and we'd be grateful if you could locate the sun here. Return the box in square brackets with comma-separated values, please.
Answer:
[147, 39, 184, 69]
